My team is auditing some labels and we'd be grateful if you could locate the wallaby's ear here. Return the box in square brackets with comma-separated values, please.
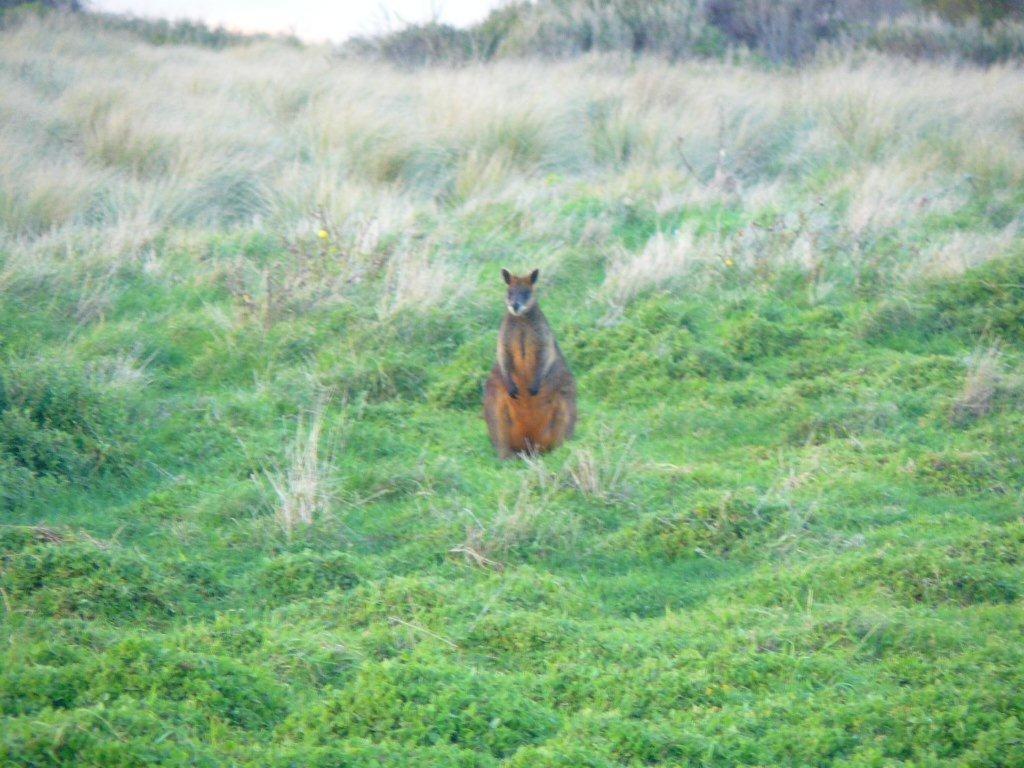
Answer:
[529, 268, 539, 285]
[501, 268, 512, 285]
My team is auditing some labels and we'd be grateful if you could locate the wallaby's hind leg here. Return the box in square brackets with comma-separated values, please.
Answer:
[552, 375, 577, 444]
[484, 370, 513, 459]
[545, 395, 577, 450]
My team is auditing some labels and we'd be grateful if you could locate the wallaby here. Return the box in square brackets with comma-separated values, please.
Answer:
[483, 268, 577, 459]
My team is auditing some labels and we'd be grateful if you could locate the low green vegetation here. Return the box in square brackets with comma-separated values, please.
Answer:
[1, 13, 1023, 767]
[3, 215, 1021, 766]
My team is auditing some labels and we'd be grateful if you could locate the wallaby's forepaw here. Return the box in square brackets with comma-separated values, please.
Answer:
[507, 383, 519, 399]
[528, 385, 540, 396]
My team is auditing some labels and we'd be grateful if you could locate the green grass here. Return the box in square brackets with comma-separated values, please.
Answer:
[3, 198, 1022, 765]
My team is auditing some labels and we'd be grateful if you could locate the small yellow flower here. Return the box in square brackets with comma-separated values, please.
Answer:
[724, 258, 735, 267]
[317, 229, 329, 240]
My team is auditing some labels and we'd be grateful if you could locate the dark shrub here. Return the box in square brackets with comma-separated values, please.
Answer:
[281, 659, 559, 757]
[0, 537, 174, 620]
[928, 254, 1024, 343]
[0, 357, 137, 486]
[256, 550, 362, 600]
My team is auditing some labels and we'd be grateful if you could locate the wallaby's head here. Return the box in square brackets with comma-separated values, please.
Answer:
[501, 268, 539, 316]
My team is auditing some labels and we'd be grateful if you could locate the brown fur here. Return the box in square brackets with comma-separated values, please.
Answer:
[483, 269, 577, 459]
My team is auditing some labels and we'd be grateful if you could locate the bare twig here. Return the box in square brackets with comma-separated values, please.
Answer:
[387, 616, 459, 648]
[449, 543, 505, 572]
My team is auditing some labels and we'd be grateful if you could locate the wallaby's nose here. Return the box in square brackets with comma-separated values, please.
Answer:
[512, 301, 521, 312]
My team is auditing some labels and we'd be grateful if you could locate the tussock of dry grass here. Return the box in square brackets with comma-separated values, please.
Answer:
[453, 458, 583, 568]
[563, 438, 635, 501]
[844, 159, 968, 235]
[262, 394, 336, 535]
[84, 352, 153, 391]
[377, 243, 468, 319]
[952, 347, 1024, 425]
[602, 228, 709, 307]
[918, 224, 1021, 279]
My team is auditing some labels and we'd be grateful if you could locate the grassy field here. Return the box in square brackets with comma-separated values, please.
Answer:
[2, 13, 1024, 767]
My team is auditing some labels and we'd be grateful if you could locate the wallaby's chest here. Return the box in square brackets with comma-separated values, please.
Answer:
[505, 323, 543, 373]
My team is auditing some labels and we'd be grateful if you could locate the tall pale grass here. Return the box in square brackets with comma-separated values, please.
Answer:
[1, 14, 1022, 313]
[602, 227, 713, 307]
[952, 346, 1024, 425]
[263, 394, 336, 535]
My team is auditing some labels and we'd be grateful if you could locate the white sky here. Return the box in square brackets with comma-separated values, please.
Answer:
[87, 1, 506, 43]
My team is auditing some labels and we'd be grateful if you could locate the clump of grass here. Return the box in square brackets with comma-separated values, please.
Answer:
[83, 351, 152, 391]
[951, 346, 1022, 425]
[0, 356, 138, 491]
[454, 465, 580, 568]
[561, 437, 635, 501]
[0, 533, 176, 621]
[740, 531, 1023, 608]
[256, 549, 362, 600]
[278, 659, 559, 758]
[915, 224, 1019, 280]
[615, 489, 789, 560]
[427, 334, 492, 410]
[90, 636, 289, 730]
[376, 245, 467, 319]
[333, 574, 463, 630]
[465, 610, 581, 657]
[601, 227, 709, 309]
[913, 449, 1013, 495]
[261, 393, 336, 536]
[452, 147, 519, 202]
[928, 254, 1024, 343]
